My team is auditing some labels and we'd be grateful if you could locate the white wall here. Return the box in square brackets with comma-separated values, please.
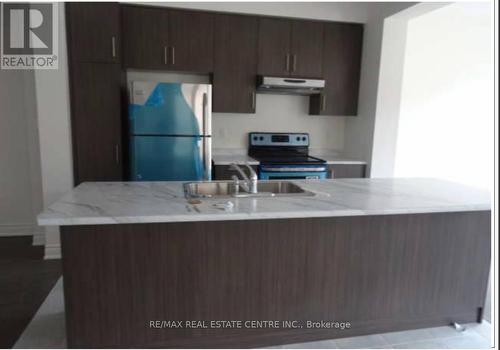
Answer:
[0, 69, 44, 242]
[213, 95, 344, 150]
[34, 2, 74, 258]
[143, 2, 375, 22]
[393, 2, 493, 190]
[370, 3, 447, 178]
[342, 2, 417, 170]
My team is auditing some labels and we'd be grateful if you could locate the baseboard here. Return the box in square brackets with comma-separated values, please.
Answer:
[44, 243, 61, 260]
[0, 223, 41, 237]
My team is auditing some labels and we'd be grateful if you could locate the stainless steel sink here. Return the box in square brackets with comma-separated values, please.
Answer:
[256, 181, 308, 194]
[184, 180, 314, 199]
[183, 181, 239, 198]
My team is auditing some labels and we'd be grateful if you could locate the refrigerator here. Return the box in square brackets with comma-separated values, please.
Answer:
[128, 81, 212, 181]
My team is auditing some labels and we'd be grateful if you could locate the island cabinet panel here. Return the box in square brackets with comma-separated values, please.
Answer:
[310, 23, 363, 116]
[66, 3, 121, 63]
[61, 211, 490, 348]
[69, 63, 123, 184]
[122, 5, 169, 70]
[213, 14, 258, 113]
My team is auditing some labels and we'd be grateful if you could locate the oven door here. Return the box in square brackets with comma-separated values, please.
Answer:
[259, 171, 327, 180]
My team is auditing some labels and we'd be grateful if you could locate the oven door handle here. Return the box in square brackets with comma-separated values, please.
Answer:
[260, 166, 327, 172]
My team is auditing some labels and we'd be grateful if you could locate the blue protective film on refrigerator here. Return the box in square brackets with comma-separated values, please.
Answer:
[130, 135, 204, 181]
[129, 83, 202, 136]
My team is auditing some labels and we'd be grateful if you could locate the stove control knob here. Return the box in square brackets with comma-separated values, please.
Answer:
[253, 136, 258, 141]
[259, 136, 264, 141]
[302, 137, 307, 141]
[296, 136, 301, 141]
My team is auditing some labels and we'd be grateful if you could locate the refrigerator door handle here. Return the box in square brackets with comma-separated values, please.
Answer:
[203, 137, 212, 181]
[202, 93, 211, 180]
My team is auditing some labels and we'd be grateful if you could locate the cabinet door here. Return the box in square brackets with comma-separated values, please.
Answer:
[290, 20, 323, 78]
[66, 3, 121, 63]
[213, 15, 258, 113]
[328, 164, 366, 178]
[310, 23, 363, 116]
[70, 63, 123, 184]
[213, 165, 259, 180]
[122, 6, 168, 69]
[258, 18, 291, 76]
[168, 10, 214, 73]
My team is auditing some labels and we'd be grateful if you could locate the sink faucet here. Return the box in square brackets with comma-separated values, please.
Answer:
[229, 162, 258, 194]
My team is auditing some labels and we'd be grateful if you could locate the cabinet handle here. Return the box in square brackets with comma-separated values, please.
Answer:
[320, 94, 326, 111]
[115, 144, 120, 165]
[285, 54, 290, 72]
[170, 46, 175, 65]
[292, 54, 297, 73]
[111, 36, 116, 58]
[251, 91, 256, 110]
[163, 46, 168, 65]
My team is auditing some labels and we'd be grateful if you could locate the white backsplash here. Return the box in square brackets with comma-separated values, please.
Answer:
[213, 93, 345, 150]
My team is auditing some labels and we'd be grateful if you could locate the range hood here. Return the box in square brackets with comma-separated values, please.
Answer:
[257, 76, 325, 95]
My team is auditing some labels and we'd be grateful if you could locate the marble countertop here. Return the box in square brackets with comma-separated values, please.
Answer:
[212, 154, 259, 165]
[37, 178, 490, 226]
[212, 149, 366, 165]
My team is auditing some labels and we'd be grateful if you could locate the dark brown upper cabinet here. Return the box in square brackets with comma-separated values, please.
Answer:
[122, 6, 213, 73]
[168, 10, 214, 73]
[290, 20, 323, 78]
[69, 63, 123, 184]
[310, 23, 363, 116]
[122, 6, 169, 70]
[258, 18, 323, 78]
[258, 18, 291, 76]
[66, 3, 121, 63]
[213, 14, 258, 113]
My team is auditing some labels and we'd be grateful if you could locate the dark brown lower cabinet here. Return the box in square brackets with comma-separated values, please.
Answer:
[213, 14, 258, 113]
[60, 211, 490, 348]
[69, 63, 123, 184]
[214, 164, 366, 180]
[328, 164, 366, 178]
[213, 164, 259, 180]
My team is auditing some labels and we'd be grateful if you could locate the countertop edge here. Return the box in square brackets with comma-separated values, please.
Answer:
[37, 204, 491, 227]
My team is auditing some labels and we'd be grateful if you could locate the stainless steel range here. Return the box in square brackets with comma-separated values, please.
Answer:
[248, 132, 327, 180]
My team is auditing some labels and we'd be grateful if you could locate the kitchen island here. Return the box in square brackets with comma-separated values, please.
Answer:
[38, 179, 491, 348]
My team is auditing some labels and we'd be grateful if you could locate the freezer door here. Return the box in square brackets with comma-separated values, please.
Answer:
[129, 82, 212, 136]
[130, 136, 211, 181]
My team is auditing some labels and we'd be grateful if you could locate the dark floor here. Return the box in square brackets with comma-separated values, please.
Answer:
[0, 236, 61, 348]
